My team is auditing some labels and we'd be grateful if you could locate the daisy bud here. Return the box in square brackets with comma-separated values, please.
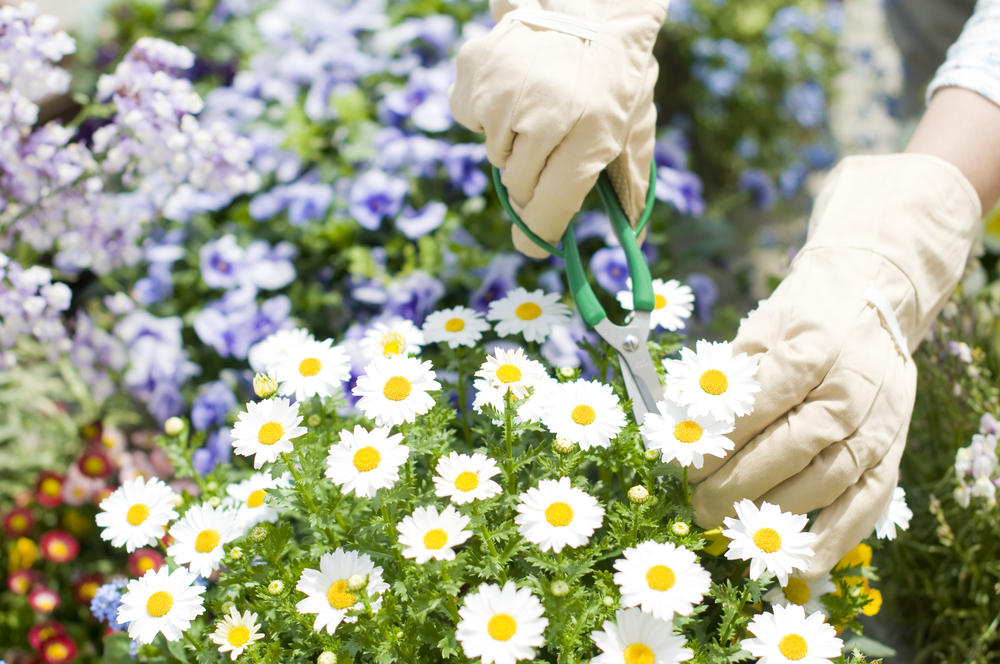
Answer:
[253, 373, 278, 399]
[628, 486, 649, 505]
[550, 580, 569, 597]
[603, 596, 614, 607]
[558, 366, 576, 379]
[346, 574, 366, 591]
[645, 448, 660, 461]
[230, 547, 243, 560]
[317, 652, 337, 664]
[250, 525, 269, 542]
[208, 496, 221, 507]
[672, 522, 690, 536]
[553, 437, 574, 454]
[267, 580, 284, 595]
[205, 481, 218, 492]
[164, 417, 185, 436]
[308, 414, 322, 428]
[221, 601, 236, 615]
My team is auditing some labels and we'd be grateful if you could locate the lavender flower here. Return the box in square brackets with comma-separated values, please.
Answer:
[380, 65, 454, 132]
[654, 166, 706, 216]
[249, 179, 334, 225]
[193, 288, 291, 359]
[443, 143, 488, 197]
[470, 253, 523, 313]
[590, 247, 630, 295]
[784, 81, 826, 127]
[381, 270, 445, 324]
[685, 273, 719, 323]
[192, 427, 234, 475]
[737, 169, 778, 210]
[191, 380, 237, 430]
[396, 201, 447, 239]
[349, 169, 409, 230]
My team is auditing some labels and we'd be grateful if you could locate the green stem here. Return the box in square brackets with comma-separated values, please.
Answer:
[683, 467, 691, 504]
[281, 452, 319, 514]
[456, 349, 473, 446]
[504, 391, 515, 491]
[478, 524, 508, 584]
[183, 629, 201, 651]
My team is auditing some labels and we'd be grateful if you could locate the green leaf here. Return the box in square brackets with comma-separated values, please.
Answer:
[842, 635, 897, 658]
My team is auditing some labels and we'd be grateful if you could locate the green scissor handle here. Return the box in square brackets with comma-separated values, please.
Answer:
[490, 161, 658, 330]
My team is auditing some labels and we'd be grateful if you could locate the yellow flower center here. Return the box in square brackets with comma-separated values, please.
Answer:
[327, 579, 357, 610]
[783, 578, 810, 605]
[444, 318, 466, 332]
[247, 489, 267, 508]
[698, 369, 728, 395]
[228, 625, 251, 647]
[146, 590, 174, 617]
[673, 420, 703, 443]
[9, 514, 27, 531]
[195, 529, 220, 553]
[753, 527, 783, 553]
[383, 375, 413, 401]
[257, 421, 284, 446]
[778, 633, 809, 661]
[544, 501, 574, 527]
[40, 478, 61, 496]
[487, 613, 518, 641]
[299, 357, 322, 376]
[571, 404, 596, 426]
[423, 528, 449, 550]
[515, 302, 542, 320]
[495, 364, 522, 384]
[79, 581, 99, 601]
[645, 564, 676, 591]
[49, 541, 69, 558]
[454, 471, 480, 492]
[126, 503, 150, 526]
[623, 643, 655, 664]
[380, 332, 407, 357]
[137, 555, 157, 572]
[45, 643, 69, 662]
[83, 456, 106, 475]
[383, 340, 402, 356]
[654, 294, 667, 310]
[353, 446, 382, 472]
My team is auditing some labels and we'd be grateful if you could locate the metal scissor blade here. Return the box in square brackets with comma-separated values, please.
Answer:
[595, 314, 664, 443]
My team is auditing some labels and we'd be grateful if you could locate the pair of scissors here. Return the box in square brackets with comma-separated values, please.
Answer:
[491, 162, 665, 430]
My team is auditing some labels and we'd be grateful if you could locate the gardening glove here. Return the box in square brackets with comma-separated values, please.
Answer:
[688, 154, 982, 578]
[449, 0, 668, 257]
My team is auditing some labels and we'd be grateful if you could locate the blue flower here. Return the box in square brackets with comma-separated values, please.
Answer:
[90, 579, 129, 632]
[654, 131, 690, 171]
[349, 170, 409, 230]
[199, 234, 296, 292]
[191, 380, 237, 431]
[766, 6, 817, 38]
[382, 270, 445, 324]
[738, 169, 778, 210]
[249, 179, 334, 226]
[778, 161, 809, 198]
[193, 288, 291, 359]
[470, 253, 523, 313]
[768, 36, 798, 63]
[374, 127, 448, 177]
[192, 427, 233, 475]
[380, 65, 454, 132]
[785, 82, 826, 127]
[590, 247, 630, 295]
[200, 235, 245, 290]
[801, 144, 836, 169]
[685, 273, 719, 322]
[396, 201, 447, 239]
[443, 143, 488, 197]
[654, 166, 706, 216]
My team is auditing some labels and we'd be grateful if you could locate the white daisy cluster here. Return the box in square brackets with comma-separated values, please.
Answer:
[249, 327, 352, 402]
[616, 278, 695, 332]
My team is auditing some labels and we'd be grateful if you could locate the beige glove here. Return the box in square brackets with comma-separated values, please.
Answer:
[449, 0, 668, 257]
[689, 154, 981, 577]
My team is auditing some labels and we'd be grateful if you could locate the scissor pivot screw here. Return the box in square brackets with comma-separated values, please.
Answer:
[622, 335, 640, 352]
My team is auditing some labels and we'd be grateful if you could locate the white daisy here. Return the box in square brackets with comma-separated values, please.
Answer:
[616, 278, 695, 332]
[455, 582, 548, 664]
[209, 606, 265, 660]
[166, 503, 242, 578]
[325, 425, 409, 498]
[423, 306, 492, 349]
[874, 485, 913, 540]
[664, 340, 761, 423]
[515, 477, 605, 553]
[360, 317, 425, 359]
[397, 504, 472, 563]
[433, 452, 502, 504]
[613, 540, 711, 622]
[117, 566, 207, 645]
[539, 379, 627, 451]
[96, 476, 178, 553]
[591, 608, 693, 664]
[742, 604, 843, 664]
[472, 373, 556, 425]
[248, 327, 314, 374]
[352, 354, 441, 427]
[763, 571, 836, 617]
[723, 499, 817, 586]
[487, 287, 571, 343]
[231, 398, 308, 469]
[640, 399, 734, 468]
[224, 471, 290, 532]
[475, 347, 547, 399]
[295, 548, 389, 635]
[273, 338, 351, 402]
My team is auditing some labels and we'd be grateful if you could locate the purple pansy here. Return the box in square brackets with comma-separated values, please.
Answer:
[349, 169, 409, 230]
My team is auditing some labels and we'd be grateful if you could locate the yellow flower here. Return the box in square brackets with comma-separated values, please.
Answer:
[9, 537, 38, 571]
[860, 587, 882, 616]
[834, 543, 871, 570]
[701, 528, 730, 557]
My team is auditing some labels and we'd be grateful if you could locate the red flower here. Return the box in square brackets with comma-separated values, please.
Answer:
[8, 569, 38, 595]
[73, 573, 104, 604]
[128, 547, 165, 576]
[77, 449, 112, 479]
[35, 472, 65, 508]
[3, 506, 34, 537]
[29, 621, 66, 649]
[28, 587, 61, 613]
[40, 530, 80, 563]
[40, 635, 78, 664]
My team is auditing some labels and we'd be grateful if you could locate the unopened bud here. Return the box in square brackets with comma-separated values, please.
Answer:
[229, 547, 243, 560]
[553, 437, 574, 454]
[603, 596, 614, 607]
[208, 496, 221, 507]
[628, 486, 649, 504]
[254, 373, 278, 399]
[267, 580, 284, 595]
[308, 414, 322, 428]
[317, 652, 337, 664]
[221, 601, 236, 615]
[164, 417, 185, 436]
[550, 580, 570, 597]
[346, 574, 366, 591]
[644, 448, 660, 462]
[671, 522, 690, 537]
[250, 525, 269, 542]
[558, 366, 576, 379]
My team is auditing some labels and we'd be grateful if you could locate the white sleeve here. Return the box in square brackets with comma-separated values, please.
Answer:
[927, 0, 1000, 108]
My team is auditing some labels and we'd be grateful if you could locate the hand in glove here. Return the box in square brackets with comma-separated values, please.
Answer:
[688, 153, 981, 577]
[448, 0, 668, 257]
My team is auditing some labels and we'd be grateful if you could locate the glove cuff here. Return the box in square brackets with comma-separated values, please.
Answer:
[503, 0, 669, 54]
[801, 153, 982, 352]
